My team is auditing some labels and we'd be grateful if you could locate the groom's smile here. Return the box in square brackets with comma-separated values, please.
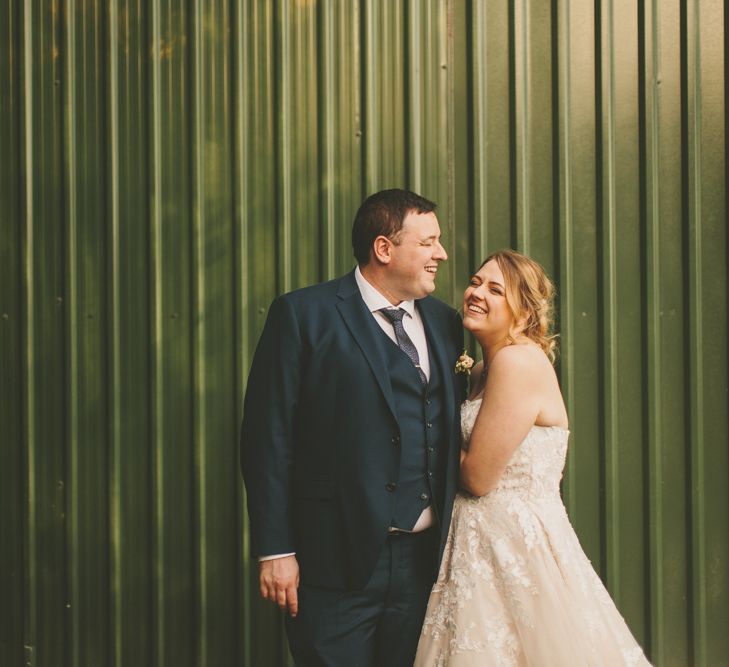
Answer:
[383, 211, 448, 303]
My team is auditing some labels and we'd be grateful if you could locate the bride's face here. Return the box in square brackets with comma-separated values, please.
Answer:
[462, 260, 514, 340]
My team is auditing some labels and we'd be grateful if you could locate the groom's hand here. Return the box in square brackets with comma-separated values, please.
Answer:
[259, 555, 300, 617]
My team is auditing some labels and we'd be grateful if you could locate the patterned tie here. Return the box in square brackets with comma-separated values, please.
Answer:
[379, 308, 428, 385]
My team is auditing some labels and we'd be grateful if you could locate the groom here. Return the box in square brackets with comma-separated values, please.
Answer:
[240, 189, 465, 666]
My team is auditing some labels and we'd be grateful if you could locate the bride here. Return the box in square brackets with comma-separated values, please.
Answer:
[414, 250, 650, 666]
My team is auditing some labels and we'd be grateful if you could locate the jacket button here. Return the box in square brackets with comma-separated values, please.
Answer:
[420, 493, 429, 501]
[425, 398, 431, 405]
[426, 422, 432, 428]
[386, 482, 397, 492]
[428, 471, 433, 477]
[427, 446, 435, 453]
[391, 436, 400, 445]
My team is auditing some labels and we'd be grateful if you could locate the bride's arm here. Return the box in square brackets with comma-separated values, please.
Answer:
[459, 346, 542, 496]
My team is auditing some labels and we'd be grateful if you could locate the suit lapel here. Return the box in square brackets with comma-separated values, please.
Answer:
[336, 272, 398, 421]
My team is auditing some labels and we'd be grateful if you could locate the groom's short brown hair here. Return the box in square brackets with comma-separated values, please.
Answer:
[351, 189, 437, 265]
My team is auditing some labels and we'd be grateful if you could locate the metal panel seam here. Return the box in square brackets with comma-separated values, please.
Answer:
[107, 0, 123, 664]
[149, 1, 165, 663]
[63, 1, 81, 663]
[557, 0, 576, 517]
[600, 0, 621, 599]
[192, 1, 207, 664]
[686, 1, 707, 663]
[21, 0, 37, 661]
[645, 0, 665, 659]
[234, 1, 251, 664]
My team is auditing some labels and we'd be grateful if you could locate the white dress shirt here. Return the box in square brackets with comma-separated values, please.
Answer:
[353, 266, 431, 381]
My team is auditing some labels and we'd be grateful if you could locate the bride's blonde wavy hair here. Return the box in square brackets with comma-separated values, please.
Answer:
[481, 249, 559, 363]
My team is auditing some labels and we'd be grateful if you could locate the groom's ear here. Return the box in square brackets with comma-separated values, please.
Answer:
[372, 235, 393, 265]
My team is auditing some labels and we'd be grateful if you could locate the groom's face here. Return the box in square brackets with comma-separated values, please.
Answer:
[385, 211, 448, 301]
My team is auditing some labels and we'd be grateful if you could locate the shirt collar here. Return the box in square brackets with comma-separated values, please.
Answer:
[354, 265, 416, 318]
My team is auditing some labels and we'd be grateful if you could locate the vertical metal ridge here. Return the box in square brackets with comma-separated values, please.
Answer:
[62, 0, 81, 662]
[434, 0, 451, 296]
[362, 1, 376, 192]
[191, 0, 207, 662]
[556, 0, 576, 515]
[599, 0, 621, 597]
[320, 1, 336, 280]
[406, 0, 421, 192]
[352, 0, 363, 231]
[445, 0, 457, 305]
[513, 0, 530, 252]
[21, 0, 37, 659]
[318, 1, 362, 280]
[276, 0, 291, 294]
[471, 0, 487, 263]
[644, 0, 665, 659]
[685, 1, 707, 662]
[468, 1, 511, 259]
[233, 1, 251, 664]
[148, 0, 165, 663]
[1, 0, 24, 661]
[389, 3, 406, 189]
[507, 0, 517, 249]
[636, 0, 650, 648]
[358, 0, 367, 198]
[107, 0, 122, 664]
[286, 0, 319, 288]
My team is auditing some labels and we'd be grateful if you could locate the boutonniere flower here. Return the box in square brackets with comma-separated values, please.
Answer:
[454, 350, 475, 375]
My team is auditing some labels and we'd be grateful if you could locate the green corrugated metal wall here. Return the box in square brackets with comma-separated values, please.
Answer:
[1, 1, 727, 665]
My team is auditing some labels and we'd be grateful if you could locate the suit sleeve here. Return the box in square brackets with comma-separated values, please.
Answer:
[240, 295, 302, 558]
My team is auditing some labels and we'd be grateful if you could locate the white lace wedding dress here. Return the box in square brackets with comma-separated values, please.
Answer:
[414, 398, 651, 666]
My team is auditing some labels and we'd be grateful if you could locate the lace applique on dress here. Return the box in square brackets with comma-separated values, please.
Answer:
[415, 398, 651, 667]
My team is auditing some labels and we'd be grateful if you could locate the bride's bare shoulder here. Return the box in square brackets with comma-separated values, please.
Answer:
[489, 343, 552, 382]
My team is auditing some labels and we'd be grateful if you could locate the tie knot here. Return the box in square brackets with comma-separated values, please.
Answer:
[380, 308, 406, 324]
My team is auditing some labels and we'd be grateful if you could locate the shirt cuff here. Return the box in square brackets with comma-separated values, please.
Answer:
[258, 552, 296, 562]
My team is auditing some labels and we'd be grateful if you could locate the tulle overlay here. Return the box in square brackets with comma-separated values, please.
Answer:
[414, 399, 650, 666]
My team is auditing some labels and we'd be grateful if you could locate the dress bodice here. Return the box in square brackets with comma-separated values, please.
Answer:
[460, 397, 569, 501]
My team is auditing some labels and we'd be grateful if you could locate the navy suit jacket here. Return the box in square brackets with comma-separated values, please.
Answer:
[240, 270, 466, 589]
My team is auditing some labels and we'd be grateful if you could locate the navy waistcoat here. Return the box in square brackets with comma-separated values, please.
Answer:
[379, 328, 448, 530]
